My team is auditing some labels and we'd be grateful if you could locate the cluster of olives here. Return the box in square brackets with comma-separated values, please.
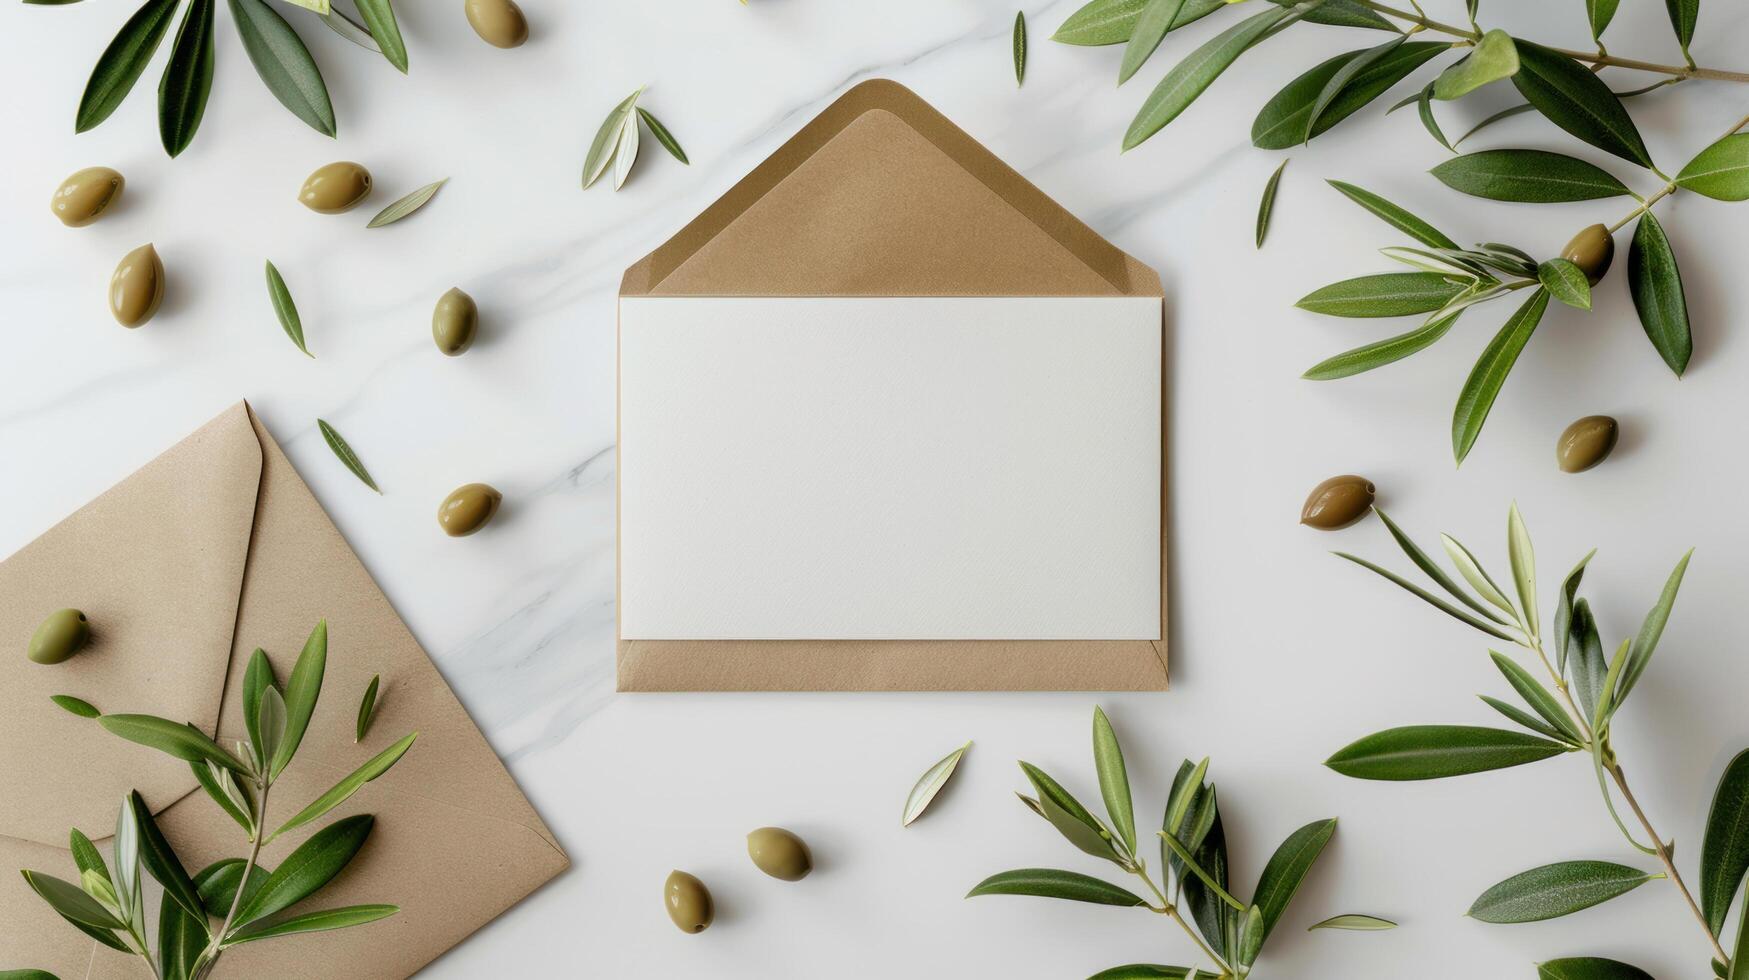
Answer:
[664, 827, 814, 934]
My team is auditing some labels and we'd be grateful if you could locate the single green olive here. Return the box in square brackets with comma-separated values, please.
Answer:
[664, 870, 712, 934]
[1557, 415, 1619, 473]
[299, 161, 373, 214]
[29, 609, 90, 665]
[110, 243, 164, 328]
[746, 827, 812, 881]
[465, 0, 529, 48]
[1299, 475, 1375, 531]
[432, 287, 479, 356]
[1562, 224, 1615, 285]
[438, 483, 502, 537]
[51, 167, 124, 227]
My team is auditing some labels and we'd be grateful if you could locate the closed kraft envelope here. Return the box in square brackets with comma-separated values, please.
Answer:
[0, 402, 567, 978]
[617, 80, 1168, 691]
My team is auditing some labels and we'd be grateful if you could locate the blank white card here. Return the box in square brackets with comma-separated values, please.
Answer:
[618, 296, 1162, 640]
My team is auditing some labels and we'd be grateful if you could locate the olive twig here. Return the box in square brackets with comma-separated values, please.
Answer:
[1134, 865, 1233, 977]
[1609, 761, 1731, 966]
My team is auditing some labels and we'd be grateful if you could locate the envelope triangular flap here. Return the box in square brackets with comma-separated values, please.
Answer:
[622, 79, 1162, 297]
[0, 404, 260, 845]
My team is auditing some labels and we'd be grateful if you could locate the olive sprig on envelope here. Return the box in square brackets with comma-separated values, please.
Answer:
[1328, 505, 1749, 977]
[969, 707, 1378, 979]
[18, 621, 417, 980]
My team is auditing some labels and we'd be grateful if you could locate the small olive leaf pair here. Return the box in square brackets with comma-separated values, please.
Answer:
[582, 88, 689, 191]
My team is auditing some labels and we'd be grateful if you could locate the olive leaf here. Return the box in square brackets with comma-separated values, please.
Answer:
[966, 868, 1147, 907]
[1676, 134, 1749, 201]
[1251, 42, 1445, 149]
[317, 419, 381, 493]
[1297, 272, 1469, 318]
[320, 5, 379, 53]
[1159, 831, 1246, 911]
[268, 732, 416, 842]
[157, 885, 207, 980]
[1373, 507, 1508, 625]
[1432, 149, 1632, 203]
[612, 104, 640, 191]
[1091, 707, 1137, 856]
[1124, 5, 1295, 152]
[1451, 287, 1551, 464]
[1665, 0, 1699, 60]
[195, 858, 270, 914]
[902, 741, 971, 827]
[1586, 0, 1622, 42]
[1506, 502, 1538, 637]
[1254, 159, 1287, 250]
[1627, 211, 1692, 376]
[1489, 653, 1583, 745]
[231, 814, 376, 931]
[243, 648, 276, 761]
[1119, 0, 1187, 84]
[77, 0, 180, 132]
[227, 903, 398, 944]
[1539, 959, 1654, 980]
[636, 109, 688, 165]
[264, 260, 313, 357]
[158, 0, 216, 158]
[1162, 757, 1208, 837]
[366, 178, 448, 228]
[1567, 599, 1608, 722]
[1334, 551, 1518, 641]
[1325, 725, 1571, 780]
[193, 759, 255, 834]
[1052, 0, 1222, 47]
[127, 790, 205, 923]
[50, 695, 101, 719]
[583, 89, 641, 189]
[1301, 307, 1463, 380]
[1250, 818, 1337, 947]
[98, 714, 248, 772]
[352, 0, 406, 72]
[228, 0, 335, 138]
[355, 674, 381, 743]
[1020, 761, 1125, 865]
[20, 869, 126, 931]
[271, 619, 328, 781]
[1309, 913, 1396, 930]
[1414, 82, 1451, 151]
[1615, 549, 1692, 708]
[1439, 533, 1517, 619]
[1325, 180, 1458, 250]
[1538, 259, 1592, 310]
[1432, 28, 1518, 100]
[1510, 39, 1653, 168]
[1467, 860, 1655, 923]
[1700, 749, 1749, 937]
[1012, 10, 1027, 86]
[1304, 35, 1408, 143]
[1087, 967, 1202, 980]
[254, 684, 287, 770]
[1553, 550, 1596, 676]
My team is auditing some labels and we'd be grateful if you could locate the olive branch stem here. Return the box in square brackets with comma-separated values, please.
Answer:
[187, 777, 271, 980]
[1610, 760, 1732, 965]
[1604, 108, 1749, 233]
[1133, 862, 1234, 978]
[1354, 0, 1749, 83]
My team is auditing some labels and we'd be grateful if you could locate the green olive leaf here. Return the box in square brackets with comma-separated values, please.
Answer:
[1309, 913, 1397, 931]
[1489, 652, 1583, 744]
[1091, 708, 1137, 856]
[1020, 761, 1125, 865]
[1615, 549, 1692, 709]
[1540, 958, 1654, 980]
[1254, 159, 1287, 250]
[1452, 287, 1551, 464]
[1505, 502, 1538, 637]
[355, 674, 381, 743]
[352, 0, 406, 72]
[50, 695, 101, 719]
[1334, 551, 1518, 641]
[1325, 180, 1459, 250]
[1676, 133, 1749, 201]
[1432, 149, 1632, 203]
[76, 0, 181, 133]
[195, 858, 270, 915]
[583, 89, 642, 188]
[127, 790, 205, 923]
[317, 420, 381, 493]
[231, 814, 376, 931]
[1159, 831, 1246, 911]
[1468, 860, 1655, 923]
[965, 868, 1147, 906]
[902, 741, 971, 827]
[1301, 307, 1463, 380]
[269, 732, 416, 842]
[366, 178, 448, 228]
[157, 0, 216, 158]
[1539, 259, 1593, 310]
[1296, 272, 1468, 318]
[1586, 0, 1622, 42]
[228, 0, 335, 138]
[20, 869, 126, 931]
[226, 904, 398, 944]
[270, 620, 328, 780]
[1627, 211, 1692, 376]
[1553, 550, 1597, 676]
[264, 260, 313, 357]
[1013, 10, 1027, 85]
[1250, 818, 1337, 947]
[1052, 0, 1222, 46]
[1665, 0, 1699, 58]
[1119, 0, 1186, 84]
[1432, 29, 1518, 100]
[1305, 36, 1408, 143]
[1701, 749, 1749, 937]
[157, 884, 207, 980]
[1125, 5, 1295, 152]
[1371, 507, 1508, 624]
[636, 108, 689, 166]
[1251, 41, 1446, 149]
[192, 759, 255, 835]
[319, 5, 379, 53]
[1087, 967, 1202, 980]
[1326, 725, 1571, 780]
[242, 647, 276, 764]
[98, 714, 247, 772]
[1510, 39, 1652, 168]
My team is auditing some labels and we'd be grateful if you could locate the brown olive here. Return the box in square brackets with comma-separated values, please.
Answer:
[299, 162, 372, 214]
[28, 609, 90, 665]
[438, 483, 502, 537]
[1557, 415, 1619, 473]
[465, 0, 529, 48]
[746, 827, 812, 881]
[664, 870, 712, 934]
[1300, 475, 1375, 531]
[1562, 224, 1615, 285]
[432, 287, 478, 356]
[51, 167, 124, 227]
[110, 243, 164, 328]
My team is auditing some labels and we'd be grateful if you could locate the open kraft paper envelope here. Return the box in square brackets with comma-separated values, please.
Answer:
[617, 79, 1169, 692]
[0, 402, 567, 979]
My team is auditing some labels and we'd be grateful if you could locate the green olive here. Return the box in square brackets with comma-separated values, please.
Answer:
[110, 243, 164, 328]
[664, 870, 712, 934]
[465, 0, 529, 48]
[299, 162, 373, 214]
[1299, 475, 1375, 531]
[1562, 224, 1615, 285]
[51, 167, 124, 227]
[29, 609, 90, 665]
[432, 287, 479, 356]
[438, 483, 502, 537]
[1557, 415, 1619, 473]
[746, 827, 812, 881]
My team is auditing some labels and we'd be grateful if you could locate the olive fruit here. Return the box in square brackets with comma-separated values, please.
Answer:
[663, 870, 712, 934]
[51, 167, 124, 227]
[1300, 475, 1375, 531]
[746, 827, 812, 881]
[1562, 224, 1615, 285]
[29, 609, 90, 665]
[110, 243, 165, 328]
[465, 0, 529, 48]
[438, 483, 502, 537]
[1557, 415, 1619, 473]
[432, 287, 479, 356]
[299, 162, 373, 214]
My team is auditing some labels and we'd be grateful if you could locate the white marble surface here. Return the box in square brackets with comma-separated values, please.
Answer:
[5, 1, 1749, 977]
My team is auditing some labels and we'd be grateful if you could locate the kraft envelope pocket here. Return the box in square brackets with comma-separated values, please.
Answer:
[617, 80, 1169, 691]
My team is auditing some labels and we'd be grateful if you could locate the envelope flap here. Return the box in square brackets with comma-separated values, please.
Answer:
[0, 403, 261, 845]
[623, 79, 1162, 297]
